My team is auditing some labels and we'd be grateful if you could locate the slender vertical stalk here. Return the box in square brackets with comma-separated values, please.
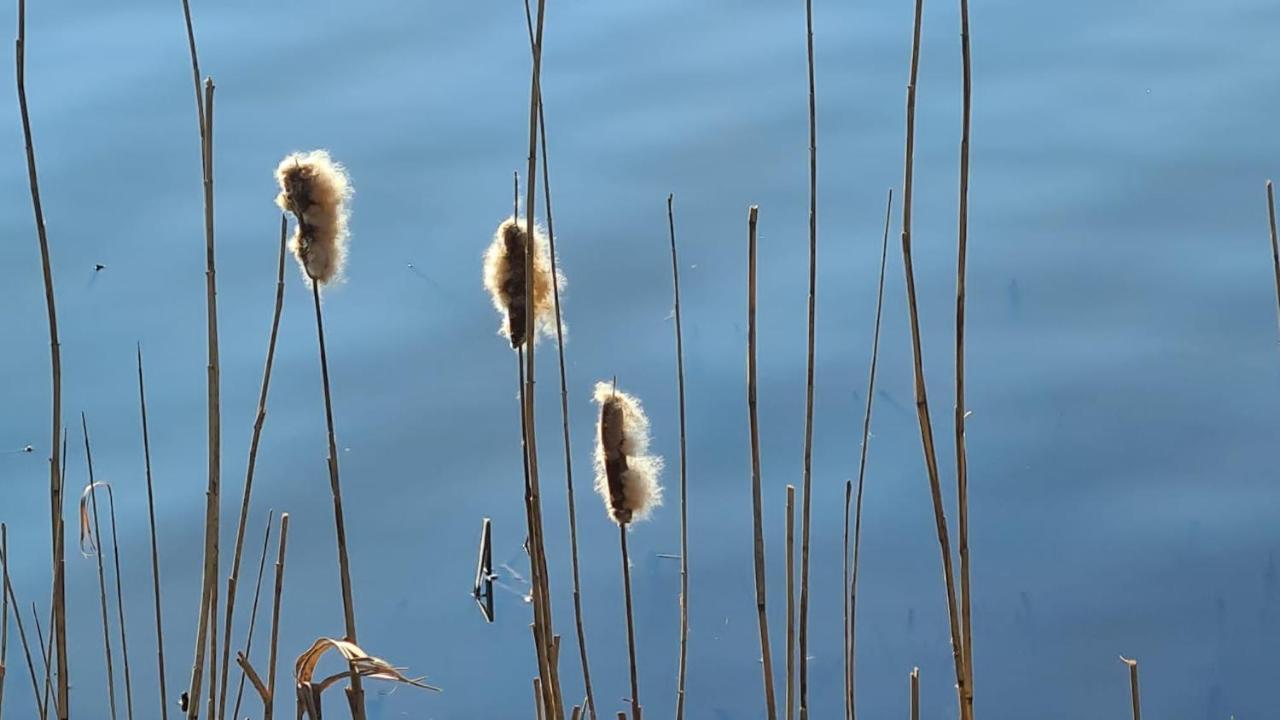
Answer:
[910, 668, 919, 720]
[15, 1, 67, 713]
[785, 486, 796, 720]
[899, 2, 969, 716]
[105, 486, 136, 719]
[848, 189, 894, 720]
[82, 415, 119, 720]
[136, 347, 169, 720]
[841, 480, 851, 720]
[43, 429, 66, 719]
[518, 5, 595, 713]
[230, 511, 275, 720]
[619, 527, 641, 720]
[954, 2, 975, 715]
[1118, 657, 1141, 720]
[1, 523, 7, 716]
[667, 194, 691, 720]
[798, 3, 819, 715]
[219, 215, 289, 720]
[534, 679, 546, 720]
[32, 606, 47, 714]
[265, 514, 290, 720]
[746, 205, 778, 720]
[0, 535, 45, 718]
[309, 282, 365, 720]
[1266, 181, 1279, 337]
[516, 350, 555, 717]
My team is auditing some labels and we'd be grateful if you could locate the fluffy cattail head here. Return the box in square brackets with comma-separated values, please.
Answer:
[593, 381, 663, 525]
[482, 217, 563, 348]
[274, 150, 352, 285]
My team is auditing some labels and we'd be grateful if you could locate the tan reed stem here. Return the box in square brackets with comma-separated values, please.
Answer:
[516, 349, 556, 718]
[1120, 657, 1140, 720]
[136, 346, 169, 720]
[746, 205, 778, 720]
[667, 194, 691, 720]
[535, 679, 546, 720]
[265, 514, 289, 720]
[798, 3, 819, 715]
[619, 527, 641, 720]
[42, 429, 66, 718]
[910, 668, 919, 720]
[1266, 181, 1279, 338]
[32, 605, 48, 716]
[81, 414, 119, 720]
[0, 532, 46, 718]
[785, 485, 796, 720]
[900, 1, 969, 715]
[230, 511, 275, 720]
[847, 188, 894, 720]
[15, 1, 67, 713]
[105, 483, 136, 719]
[218, 214, 289, 720]
[955, 1, 975, 714]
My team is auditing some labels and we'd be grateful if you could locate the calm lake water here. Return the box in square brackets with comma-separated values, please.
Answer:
[2, 1, 1279, 718]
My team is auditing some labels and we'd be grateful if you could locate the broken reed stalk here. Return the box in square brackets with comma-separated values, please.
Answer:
[955, 0, 975, 714]
[1, 533, 46, 718]
[1267, 181, 1279, 338]
[619, 528, 641, 720]
[535, 679, 546, 720]
[105, 482, 136, 719]
[265, 514, 290, 720]
[667, 194, 691, 720]
[15, 1, 68, 713]
[518, 5, 597, 712]
[1120, 657, 1140, 720]
[847, 189, 894, 719]
[218, 214, 289, 720]
[785, 486, 796, 720]
[746, 205, 779, 720]
[910, 668, 920, 720]
[81, 415, 120, 720]
[136, 347, 169, 720]
[899, 1, 969, 716]
[230, 511, 275, 720]
[798, 2, 819, 716]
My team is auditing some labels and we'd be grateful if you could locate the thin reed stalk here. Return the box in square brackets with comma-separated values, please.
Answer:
[518, 5, 596, 712]
[309, 279, 366, 720]
[42, 429, 66, 718]
[798, 3, 819, 715]
[847, 189, 894, 719]
[955, 1, 975, 714]
[1266, 181, 1279, 336]
[15, 1, 67, 713]
[746, 205, 778, 720]
[0, 533, 45, 718]
[105, 481, 136, 719]
[136, 346, 169, 720]
[841, 479, 851, 720]
[230, 511, 275, 720]
[218, 214, 289, 720]
[899, 1, 969, 716]
[667, 194, 691, 720]
[265, 514, 289, 720]
[910, 668, 919, 720]
[785, 486, 796, 720]
[516, 349, 555, 718]
[1, 522, 7, 715]
[1120, 657, 1140, 720]
[32, 606, 47, 712]
[619, 527, 641, 720]
[81, 415, 119, 720]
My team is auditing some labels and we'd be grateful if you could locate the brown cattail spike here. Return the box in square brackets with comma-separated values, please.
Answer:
[484, 217, 562, 349]
[592, 382, 662, 526]
[274, 150, 352, 285]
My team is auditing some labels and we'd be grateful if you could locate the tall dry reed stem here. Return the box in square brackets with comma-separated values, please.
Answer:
[1, 522, 7, 715]
[910, 668, 919, 720]
[667, 194, 691, 720]
[1266, 181, 1279, 337]
[900, 2, 969, 716]
[218, 215, 288, 720]
[846, 189, 894, 720]
[81, 415, 119, 720]
[15, 1, 67, 713]
[266, 514, 289, 720]
[1, 529, 46, 717]
[105, 482, 136, 719]
[136, 347, 169, 720]
[1120, 657, 1140, 720]
[619, 527, 641, 720]
[955, 1, 975, 714]
[230, 511, 275, 720]
[841, 480, 851, 720]
[785, 486, 796, 720]
[798, 3, 819, 716]
[746, 205, 778, 720]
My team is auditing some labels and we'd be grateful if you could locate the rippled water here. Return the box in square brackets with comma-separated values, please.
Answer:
[2, 1, 1279, 718]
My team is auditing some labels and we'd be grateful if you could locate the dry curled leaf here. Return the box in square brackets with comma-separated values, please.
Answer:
[78, 482, 113, 557]
[295, 637, 440, 693]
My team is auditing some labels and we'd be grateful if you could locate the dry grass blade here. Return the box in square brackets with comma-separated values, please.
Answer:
[79, 415, 119, 720]
[294, 638, 440, 699]
[1119, 657, 1140, 720]
[136, 347, 169, 720]
[15, 1, 68, 713]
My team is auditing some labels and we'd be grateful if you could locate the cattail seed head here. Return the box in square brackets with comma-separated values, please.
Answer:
[482, 216, 563, 348]
[274, 150, 352, 285]
[593, 381, 662, 525]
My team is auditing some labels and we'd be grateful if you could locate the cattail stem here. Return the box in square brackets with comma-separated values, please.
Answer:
[0, 531, 46, 718]
[746, 205, 778, 720]
[798, 3, 819, 715]
[219, 214, 289, 720]
[136, 347, 170, 720]
[516, 350, 556, 716]
[1266, 181, 1279, 338]
[15, 1, 67, 713]
[619, 527, 641, 720]
[900, 2, 969, 716]
[106, 484, 136, 720]
[910, 668, 920, 720]
[82, 415, 120, 720]
[1120, 657, 1140, 720]
[667, 194, 691, 720]
[265, 514, 289, 720]
[308, 280, 366, 720]
[785, 485, 796, 720]
[230, 511, 275, 720]
[955, 0, 975, 714]
[847, 189, 894, 720]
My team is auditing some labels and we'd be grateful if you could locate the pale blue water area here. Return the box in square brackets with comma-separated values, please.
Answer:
[2, 0, 1280, 718]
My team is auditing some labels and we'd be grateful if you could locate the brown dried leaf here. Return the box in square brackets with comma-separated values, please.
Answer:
[294, 637, 440, 693]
